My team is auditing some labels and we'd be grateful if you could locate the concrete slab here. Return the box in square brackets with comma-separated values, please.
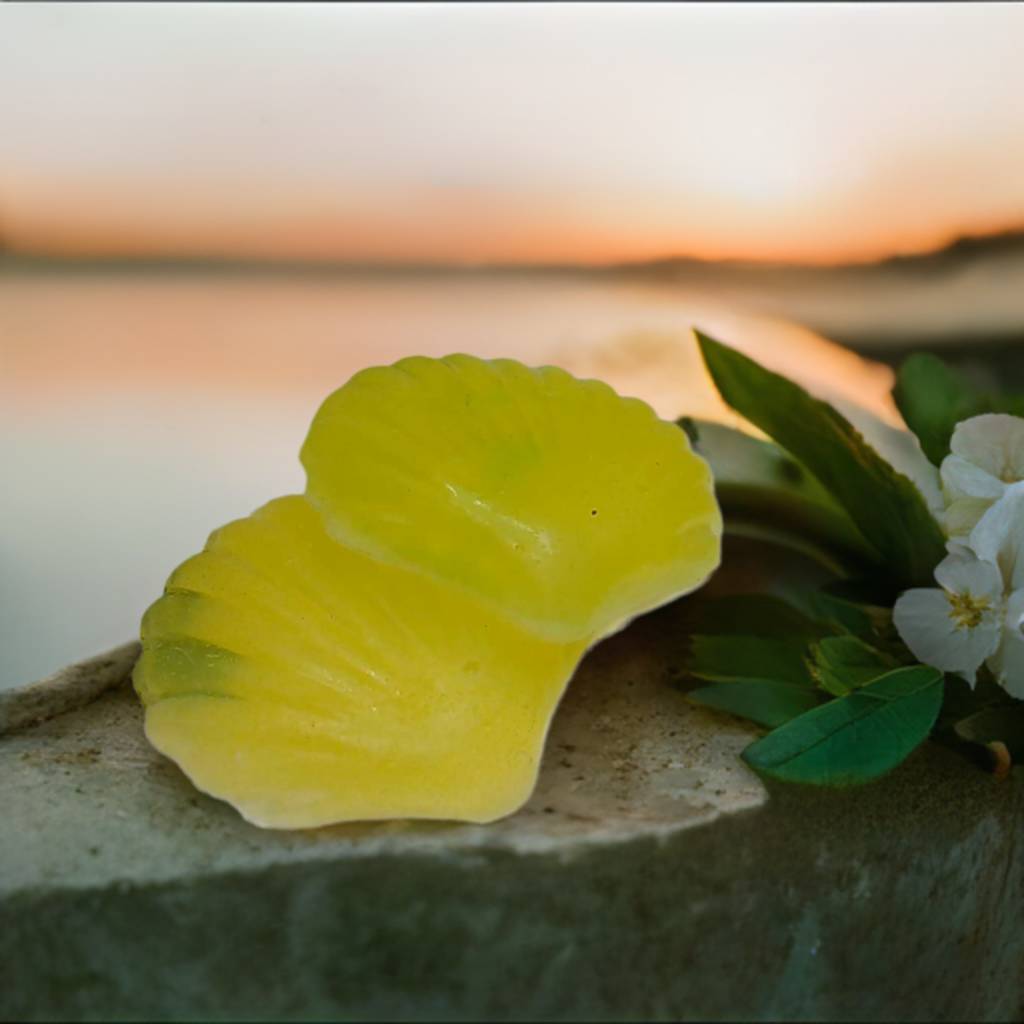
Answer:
[2, 540, 1023, 1021]
[0, 619, 765, 898]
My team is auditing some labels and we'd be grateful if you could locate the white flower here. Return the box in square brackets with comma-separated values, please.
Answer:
[893, 551, 1006, 685]
[967, 480, 1024, 593]
[987, 590, 1024, 700]
[894, 481, 1024, 695]
[941, 414, 1024, 535]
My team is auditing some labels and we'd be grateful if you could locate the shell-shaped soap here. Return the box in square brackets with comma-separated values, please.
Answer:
[136, 355, 722, 829]
[135, 496, 588, 829]
[301, 354, 722, 643]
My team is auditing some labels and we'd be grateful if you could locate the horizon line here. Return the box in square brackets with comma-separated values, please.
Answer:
[3, 226, 1023, 278]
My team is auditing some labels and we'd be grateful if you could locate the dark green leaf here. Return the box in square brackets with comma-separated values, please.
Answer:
[785, 589, 876, 637]
[685, 419, 878, 574]
[679, 594, 835, 640]
[893, 354, 989, 466]
[695, 332, 946, 589]
[811, 636, 899, 697]
[688, 681, 820, 729]
[741, 665, 944, 786]
[689, 635, 816, 687]
[678, 416, 701, 446]
[891, 353, 1024, 467]
[821, 577, 900, 608]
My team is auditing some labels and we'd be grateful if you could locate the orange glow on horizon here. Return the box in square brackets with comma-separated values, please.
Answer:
[4, 176, 1022, 269]
[2, 7, 1022, 268]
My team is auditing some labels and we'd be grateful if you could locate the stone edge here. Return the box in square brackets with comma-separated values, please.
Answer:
[0, 641, 142, 736]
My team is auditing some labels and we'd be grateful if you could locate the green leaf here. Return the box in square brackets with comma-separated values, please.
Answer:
[892, 354, 991, 466]
[678, 415, 701, 446]
[784, 588, 876, 637]
[689, 635, 816, 687]
[688, 681, 821, 729]
[741, 665, 944, 786]
[679, 594, 836, 640]
[686, 419, 878, 574]
[695, 332, 946, 590]
[893, 353, 1024, 467]
[811, 636, 899, 697]
[821, 577, 900, 608]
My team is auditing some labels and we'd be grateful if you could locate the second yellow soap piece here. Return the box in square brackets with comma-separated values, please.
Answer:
[301, 354, 722, 643]
[135, 496, 588, 829]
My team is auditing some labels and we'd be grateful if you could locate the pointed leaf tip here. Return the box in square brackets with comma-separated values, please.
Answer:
[694, 331, 946, 589]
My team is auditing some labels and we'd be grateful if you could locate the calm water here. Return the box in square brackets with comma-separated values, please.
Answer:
[0, 264, 995, 689]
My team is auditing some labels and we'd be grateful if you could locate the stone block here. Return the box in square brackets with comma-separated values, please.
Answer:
[2, 546, 1023, 1021]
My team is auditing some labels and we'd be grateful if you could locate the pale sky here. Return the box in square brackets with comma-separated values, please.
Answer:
[1, 3, 1022, 264]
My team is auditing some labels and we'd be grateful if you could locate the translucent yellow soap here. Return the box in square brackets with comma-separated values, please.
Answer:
[135, 355, 721, 829]
[135, 496, 588, 829]
[302, 354, 722, 643]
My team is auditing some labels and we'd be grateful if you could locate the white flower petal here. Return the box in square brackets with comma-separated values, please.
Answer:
[933, 551, 1004, 603]
[945, 535, 974, 557]
[944, 497, 996, 538]
[941, 455, 1006, 503]
[950, 414, 1024, 484]
[1010, 429, 1024, 483]
[893, 588, 1001, 684]
[990, 636, 1024, 699]
[987, 590, 1024, 699]
[968, 481, 1024, 590]
[1008, 589, 1024, 631]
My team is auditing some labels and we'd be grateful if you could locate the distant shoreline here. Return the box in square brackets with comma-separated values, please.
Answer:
[3, 230, 1021, 385]
[2, 227, 1023, 280]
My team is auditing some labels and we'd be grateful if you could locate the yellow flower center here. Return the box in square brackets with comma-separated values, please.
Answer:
[947, 591, 991, 630]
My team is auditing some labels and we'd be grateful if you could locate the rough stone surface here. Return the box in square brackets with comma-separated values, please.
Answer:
[0, 620, 764, 897]
[3, 541, 1024, 1021]
[0, 641, 141, 736]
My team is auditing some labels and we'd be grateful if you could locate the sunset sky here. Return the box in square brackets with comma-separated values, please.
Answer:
[1, 3, 1023, 266]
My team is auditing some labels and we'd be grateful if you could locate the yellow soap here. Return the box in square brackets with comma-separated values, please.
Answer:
[302, 354, 722, 643]
[136, 496, 588, 829]
[136, 355, 722, 829]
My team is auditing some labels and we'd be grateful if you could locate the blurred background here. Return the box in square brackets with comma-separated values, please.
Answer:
[1, 4, 1023, 689]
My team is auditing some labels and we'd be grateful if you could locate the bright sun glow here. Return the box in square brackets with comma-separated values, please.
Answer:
[695, 126, 842, 205]
[0, 5, 1021, 264]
